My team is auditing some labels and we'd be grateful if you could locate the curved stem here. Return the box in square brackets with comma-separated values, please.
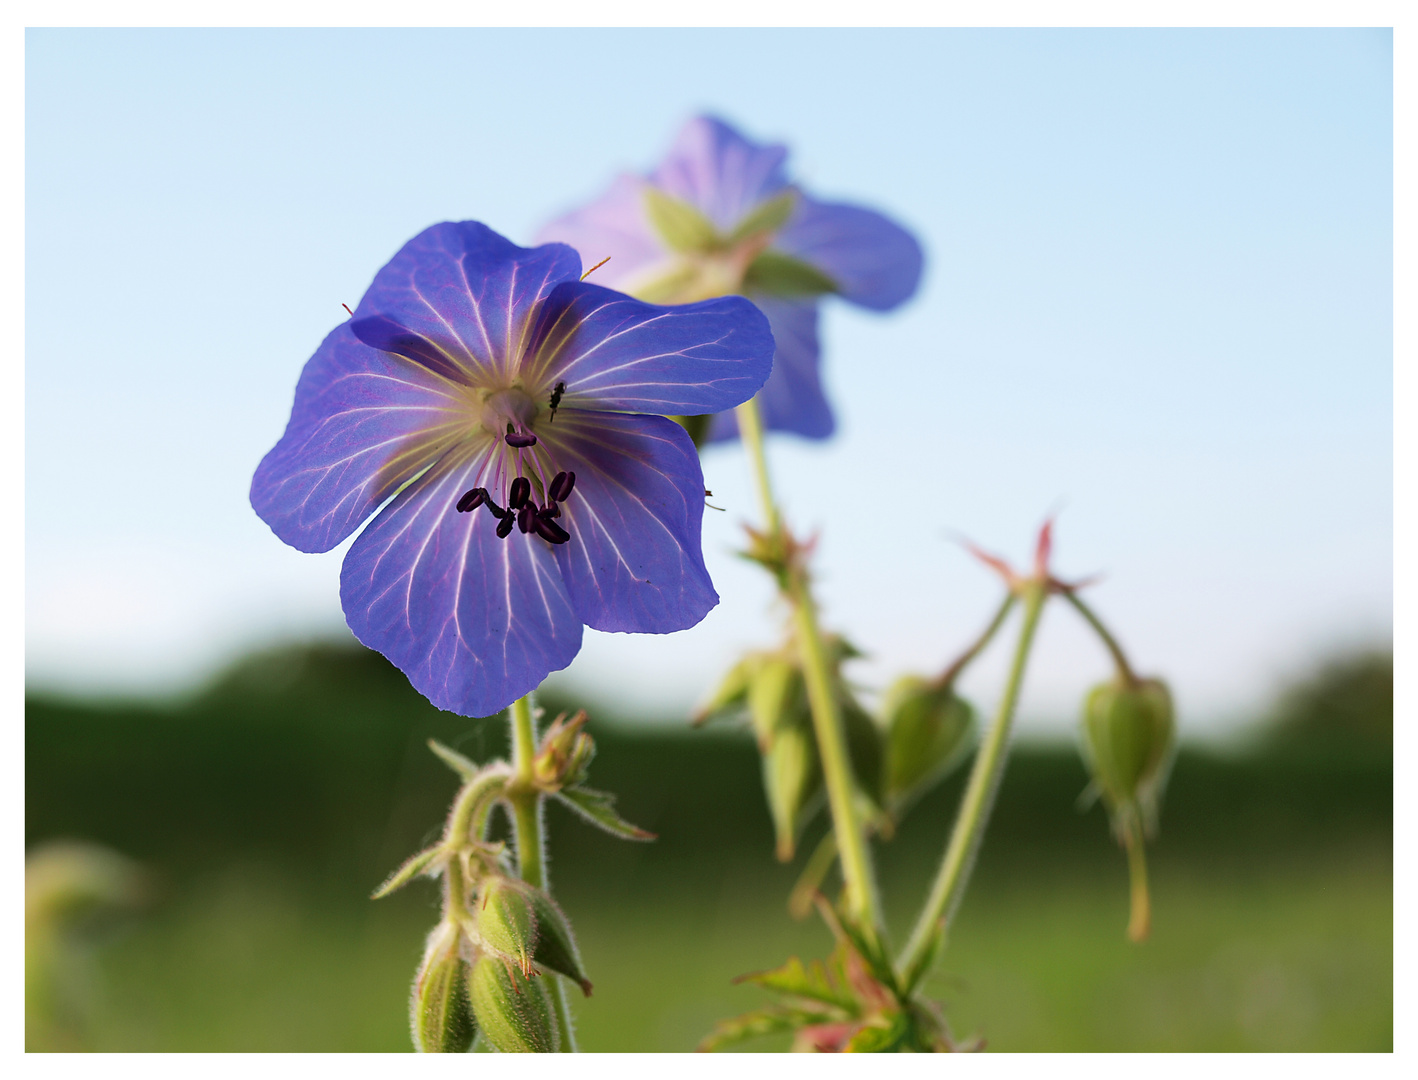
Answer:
[936, 592, 1017, 689]
[736, 393, 880, 935]
[1124, 816, 1151, 943]
[1062, 590, 1137, 685]
[507, 694, 577, 1051]
[898, 582, 1048, 976]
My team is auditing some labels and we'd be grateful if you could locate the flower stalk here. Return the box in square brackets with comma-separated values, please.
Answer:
[507, 693, 577, 1051]
[897, 580, 1047, 976]
[735, 395, 881, 936]
[1061, 590, 1138, 686]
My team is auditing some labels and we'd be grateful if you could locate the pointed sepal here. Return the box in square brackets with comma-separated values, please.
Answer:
[428, 739, 480, 782]
[372, 844, 444, 900]
[554, 785, 656, 841]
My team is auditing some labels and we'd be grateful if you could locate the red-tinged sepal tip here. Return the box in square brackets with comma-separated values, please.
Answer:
[961, 539, 1022, 591]
[1033, 517, 1054, 580]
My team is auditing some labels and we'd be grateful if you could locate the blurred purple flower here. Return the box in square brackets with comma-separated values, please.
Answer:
[537, 116, 923, 442]
[251, 222, 773, 717]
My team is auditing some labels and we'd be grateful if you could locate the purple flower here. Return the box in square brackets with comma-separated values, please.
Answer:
[251, 222, 773, 717]
[536, 116, 923, 442]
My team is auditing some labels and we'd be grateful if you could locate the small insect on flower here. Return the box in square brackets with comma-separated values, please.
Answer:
[252, 221, 774, 717]
[537, 115, 924, 443]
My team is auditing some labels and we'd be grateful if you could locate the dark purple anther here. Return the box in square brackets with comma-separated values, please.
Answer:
[495, 513, 515, 539]
[533, 517, 571, 545]
[505, 431, 538, 448]
[456, 488, 487, 513]
[539, 501, 560, 519]
[517, 502, 535, 534]
[549, 470, 576, 502]
[508, 477, 531, 510]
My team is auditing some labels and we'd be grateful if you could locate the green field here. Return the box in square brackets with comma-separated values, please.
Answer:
[27, 643, 1392, 1052]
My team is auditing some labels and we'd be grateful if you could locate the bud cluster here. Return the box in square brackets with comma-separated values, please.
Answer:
[374, 742, 593, 1053]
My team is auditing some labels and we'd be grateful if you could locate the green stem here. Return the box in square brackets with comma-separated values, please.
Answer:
[735, 397, 780, 535]
[507, 694, 577, 1052]
[1062, 591, 1137, 685]
[936, 592, 1017, 689]
[790, 580, 882, 932]
[736, 393, 881, 934]
[898, 582, 1048, 976]
[1124, 816, 1151, 943]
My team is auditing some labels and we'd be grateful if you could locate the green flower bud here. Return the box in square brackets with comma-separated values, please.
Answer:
[764, 718, 822, 862]
[1080, 676, 1176, 834]
[409, 921, 476, 1053]
[532, 710, 595, 792]
[527, 887, 593, 997]
[475, 876, 537, 977]
[469, 954, 558, 1053]
[880, 676, 976, 813]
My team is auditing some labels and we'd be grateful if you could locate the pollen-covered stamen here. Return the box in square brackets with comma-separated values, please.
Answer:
[516, 503, 536, 534]
[495, 514, 516, 539]
[533, 516, 571, 545]
[508, 477, 531, 510]
[456, 488, 488, 513]
[539, 501, 560, 520]
[505, 429, 538, 448]
[549, 471, 576, 503]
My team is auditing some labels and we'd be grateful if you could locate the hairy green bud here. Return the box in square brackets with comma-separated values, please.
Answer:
[476, 876, 537, 977]
[881, 676, 975, 814]
[410, 921, 475, 1053]
[469, 954, 558, 1053]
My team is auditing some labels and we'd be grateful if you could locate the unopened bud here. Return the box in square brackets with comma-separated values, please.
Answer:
[410, 920, 476, 1053]
[881, 676, 975, 813]
[1080, 677, 1176, 832]
[532, 710, 595, 791]
[476, 876, 537, 977]
[469, 954, 558, 1053]
[764, 718, 822, 862]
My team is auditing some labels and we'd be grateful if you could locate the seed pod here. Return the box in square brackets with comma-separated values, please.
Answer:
[476, 876, 537, 977]
[764, 717, 823, 862]
[469, 954, 558, 1053]
[880, 675, 975, 814]
[527, 887, 593, 996]
[409, 921, 476, 1053]
[1080, 676, 1176, 835]
[748, 655, 803, 750]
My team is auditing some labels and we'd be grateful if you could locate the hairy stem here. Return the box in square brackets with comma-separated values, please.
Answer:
[507, 694, 577, 1051]
[736, 395, 881, 935]
[898, 582, 1047, 975]
[1062, 590, 1137, 686]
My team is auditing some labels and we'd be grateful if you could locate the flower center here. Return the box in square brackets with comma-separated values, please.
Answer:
[457, 384, 575, 545]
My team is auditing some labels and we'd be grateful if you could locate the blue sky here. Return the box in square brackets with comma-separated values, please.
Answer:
[25, 29, 1392, 735]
